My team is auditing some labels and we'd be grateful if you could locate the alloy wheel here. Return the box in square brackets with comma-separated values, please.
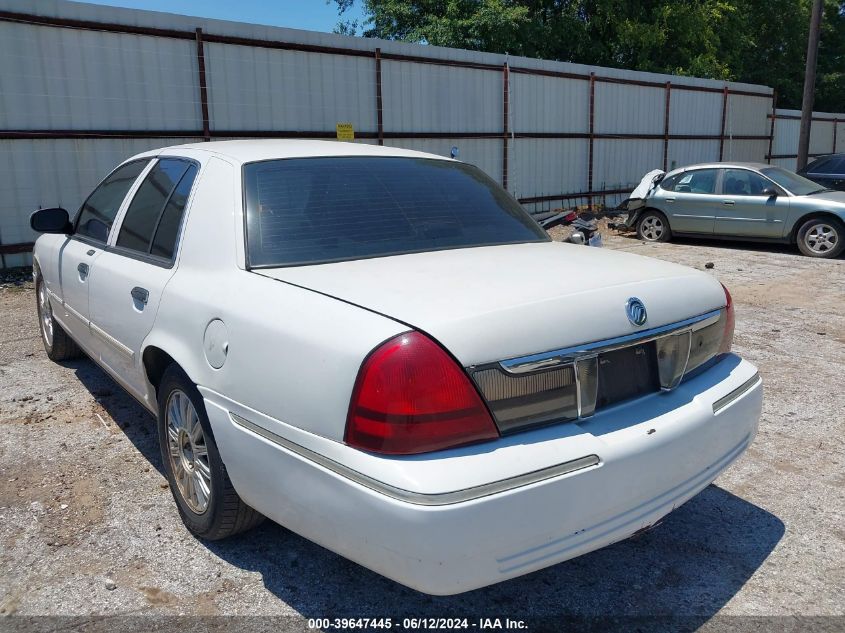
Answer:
[804, 223, 838, 254]
[38, 282, 54, 347]
[165, 390, 212, 514]
[640, 216, 664, 241]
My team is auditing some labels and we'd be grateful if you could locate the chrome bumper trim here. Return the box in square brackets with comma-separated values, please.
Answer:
[713, 372, 761, 414]
[498, 309, 722, 374]
[229, 412, 600, 506]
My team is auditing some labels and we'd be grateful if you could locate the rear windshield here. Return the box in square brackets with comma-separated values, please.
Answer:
[243, 157, 548, 267]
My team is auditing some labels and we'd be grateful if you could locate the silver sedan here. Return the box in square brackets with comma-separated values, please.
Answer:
[627, 162, 845, 258]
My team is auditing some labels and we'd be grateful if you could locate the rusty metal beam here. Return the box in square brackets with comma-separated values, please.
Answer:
[663, 82, 671, 171]
[195, 28, 211, 141]
[375, 48, 384, 146]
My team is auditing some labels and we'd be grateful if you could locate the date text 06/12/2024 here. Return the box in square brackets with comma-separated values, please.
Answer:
[307, 618, 529, 630]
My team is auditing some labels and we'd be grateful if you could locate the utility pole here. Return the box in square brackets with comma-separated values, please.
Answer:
[797, 0, 824, 170]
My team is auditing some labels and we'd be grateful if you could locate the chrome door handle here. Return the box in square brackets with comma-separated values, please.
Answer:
[131, 287, 149, 305]
[665, 198, 675, 203]
[77, 262, 89, 276]
[722, 200, 735, 205]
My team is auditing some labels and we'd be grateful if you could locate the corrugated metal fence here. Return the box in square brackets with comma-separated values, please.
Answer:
[0, 0, 840, 268]
[769, 109, 845, 171]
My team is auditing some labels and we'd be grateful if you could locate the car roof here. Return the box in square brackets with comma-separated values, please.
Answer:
[130, 139, 453, 165]
[807, 153, 845, 162]
[664, 161, 776, 178]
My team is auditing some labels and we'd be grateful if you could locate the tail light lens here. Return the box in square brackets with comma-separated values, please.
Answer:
[719, 283, 735, 354]
[345, 332, 499, 455]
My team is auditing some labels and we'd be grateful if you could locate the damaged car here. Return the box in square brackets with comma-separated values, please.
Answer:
[625, 162, 845, 258]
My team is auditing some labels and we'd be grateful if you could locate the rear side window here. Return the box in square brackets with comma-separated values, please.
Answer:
[75, 160, 149, 243]
[826, 157, 845, 174]
[659, 173, 681, 190]
[243, 157, 548, 267]
[116, 159, 197, 260]
[805, 157, 833, 174]
[663, 169, 718, 194]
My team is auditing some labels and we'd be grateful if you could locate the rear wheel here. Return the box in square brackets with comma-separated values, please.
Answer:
[796, 217, 844, 258]
[636, 210, 672, 243]
[157, 365, 263, 540]
[36, 275, 81, 362]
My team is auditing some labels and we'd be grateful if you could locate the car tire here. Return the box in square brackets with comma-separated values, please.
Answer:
[636, 210, 672, 243]
[796, 217, 845, 258]
[157, 364, 264, 540]
[35, 275, 82, 362]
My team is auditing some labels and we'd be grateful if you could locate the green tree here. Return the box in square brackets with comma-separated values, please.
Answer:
[333, 0, 845, 111]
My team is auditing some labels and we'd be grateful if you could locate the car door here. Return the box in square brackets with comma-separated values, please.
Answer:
[715, 168, 790, 238]
[659, 168, 720, 234]
[54, 160, 150, 349]
[87, 158, 199, 400]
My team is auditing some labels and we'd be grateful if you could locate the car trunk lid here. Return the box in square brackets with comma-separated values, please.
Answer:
[254, 241, 726, 367]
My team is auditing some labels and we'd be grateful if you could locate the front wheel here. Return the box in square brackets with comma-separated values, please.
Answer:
[796, 217, 844, 258]
[636, 210, 672, 243]
[35, 275, 81, 362]
[157, 365, 263, 540]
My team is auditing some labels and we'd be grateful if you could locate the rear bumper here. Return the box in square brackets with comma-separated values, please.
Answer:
[202, 356, 761, 595]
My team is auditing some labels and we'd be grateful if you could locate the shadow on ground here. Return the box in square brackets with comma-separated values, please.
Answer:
[69, 356, 784, 621]
[71, 358, 164, 476]
[617, 232, 807, 258]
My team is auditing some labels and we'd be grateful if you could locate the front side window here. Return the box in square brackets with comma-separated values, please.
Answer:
[722, 169, 772, 196]
[116, 158, 197, 259]
[243, 157, 549, 267]
[75, 160, 149, 243]
[664, 169, 718, 194]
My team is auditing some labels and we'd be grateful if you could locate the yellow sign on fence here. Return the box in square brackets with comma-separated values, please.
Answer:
[336, 122, 355, 141]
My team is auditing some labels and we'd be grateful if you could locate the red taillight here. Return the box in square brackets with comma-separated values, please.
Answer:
[345, 332, 499, 455]
[563, 211, 578, 222]
[719, 283, 735, 354]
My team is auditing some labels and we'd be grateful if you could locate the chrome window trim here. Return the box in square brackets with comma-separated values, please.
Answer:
[498, 309, 722, 375]
[229, 412, 600, 506]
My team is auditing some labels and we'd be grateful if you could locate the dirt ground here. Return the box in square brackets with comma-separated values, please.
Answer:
[1, 230, 844, 624]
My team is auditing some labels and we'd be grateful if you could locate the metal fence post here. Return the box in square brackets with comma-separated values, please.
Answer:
[502, 61, 510, 190]
[767, 90, 777, 163]
[195, 28, 211, 141]
[719, 86, 729, 161]
[663, 81, 671, 171]
[588, 72, 596, 201]
[375, 48, 384, 146]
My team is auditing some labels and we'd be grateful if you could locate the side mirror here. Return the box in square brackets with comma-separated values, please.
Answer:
[30, 207, 71, 234]
[761, 187, 778, 198]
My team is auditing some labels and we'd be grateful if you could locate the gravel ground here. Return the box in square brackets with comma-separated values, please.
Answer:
[1, 232, 844, 624]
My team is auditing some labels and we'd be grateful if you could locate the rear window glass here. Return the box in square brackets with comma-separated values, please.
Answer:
[243, 157, 548, 267]
[663, 169, 718, 194]
[117, 159, 193, 256]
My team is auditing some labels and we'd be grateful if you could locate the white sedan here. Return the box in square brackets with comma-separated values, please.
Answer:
[30, 140, 762, 595]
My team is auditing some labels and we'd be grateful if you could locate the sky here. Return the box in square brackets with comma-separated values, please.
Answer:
[81, 0, 366, 34]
